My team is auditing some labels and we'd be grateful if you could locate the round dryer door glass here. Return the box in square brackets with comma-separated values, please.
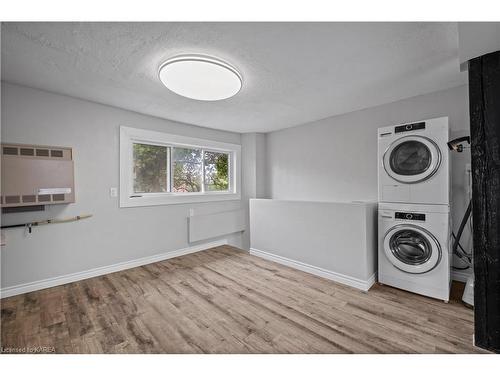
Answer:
[383, 224, 441, 274]
[389, 141, 431, 176]
[383, 135, 441, 184]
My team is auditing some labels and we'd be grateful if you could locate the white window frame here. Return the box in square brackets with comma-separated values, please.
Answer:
[120, 126, 241, 207]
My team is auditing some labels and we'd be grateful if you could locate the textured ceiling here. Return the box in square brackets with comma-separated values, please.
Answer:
[1, 22, 464, 133]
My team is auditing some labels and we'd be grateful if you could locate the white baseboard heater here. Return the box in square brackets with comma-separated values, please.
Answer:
[188, 209, 245, 243]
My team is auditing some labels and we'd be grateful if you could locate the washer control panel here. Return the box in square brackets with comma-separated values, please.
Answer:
[395, 212, 426, 221]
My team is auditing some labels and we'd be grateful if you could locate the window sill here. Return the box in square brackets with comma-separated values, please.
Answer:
[119, 192, 241, 208]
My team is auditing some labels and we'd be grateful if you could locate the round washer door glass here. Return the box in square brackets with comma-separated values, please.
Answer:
[383, 135, 441, 183]
[383, 224, 441, 274]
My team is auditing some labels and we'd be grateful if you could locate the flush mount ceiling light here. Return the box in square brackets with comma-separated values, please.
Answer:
[158, 55, 242, 101]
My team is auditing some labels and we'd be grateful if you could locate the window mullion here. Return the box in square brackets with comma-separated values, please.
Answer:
[167, 146, 171, 193]
[130, 140, 135, 197]
[170, 146, 174, 193]
[201, 149, 205, 193]
[228, 152, 232, 193]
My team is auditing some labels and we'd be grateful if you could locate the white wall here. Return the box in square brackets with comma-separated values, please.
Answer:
[0, 82, 243, 290]
[458, 22, 500, 65]
[241, 133, 266, 250]
[266, 85, 473, 270]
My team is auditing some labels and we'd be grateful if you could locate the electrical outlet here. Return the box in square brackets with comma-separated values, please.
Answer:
[110, 187, 118, 197]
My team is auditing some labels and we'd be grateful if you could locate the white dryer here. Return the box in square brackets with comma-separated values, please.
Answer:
[378, 202, 451, 302]
[378, 117, 450, 205]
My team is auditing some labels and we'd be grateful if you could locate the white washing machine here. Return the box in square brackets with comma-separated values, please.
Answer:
[378, 202, 451, 302]
[378, 117, 450, 205]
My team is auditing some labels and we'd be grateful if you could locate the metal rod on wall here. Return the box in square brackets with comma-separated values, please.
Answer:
[1, 214, 93, 234]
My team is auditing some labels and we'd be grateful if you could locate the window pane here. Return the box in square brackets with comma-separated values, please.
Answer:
[133, 143, 168, 193]
[172, 147, 202, 192]
[204, 151, 229, 191]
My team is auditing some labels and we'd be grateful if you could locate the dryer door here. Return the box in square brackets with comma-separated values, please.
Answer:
[383, 224, 442, 274]
[383, 135, 441, 183]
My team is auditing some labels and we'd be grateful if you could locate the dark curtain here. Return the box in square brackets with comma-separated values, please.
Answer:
[469, 50, 500, 353]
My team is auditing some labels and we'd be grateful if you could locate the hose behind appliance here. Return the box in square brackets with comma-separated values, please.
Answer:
[452, 200, 472, 267]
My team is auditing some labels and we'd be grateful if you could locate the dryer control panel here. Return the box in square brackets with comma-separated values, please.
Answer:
[395, 212, 426, 221]
[394, 121, 426, 133]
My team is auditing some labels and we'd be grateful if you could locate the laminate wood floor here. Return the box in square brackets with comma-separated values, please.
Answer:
[0, 245, 486, 353]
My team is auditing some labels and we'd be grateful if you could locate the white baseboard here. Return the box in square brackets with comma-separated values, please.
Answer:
[452, 268, 473, 283]
[249, 248, 376, 292]
[0, 239, 228, 299]
[365, 272, 377, 291]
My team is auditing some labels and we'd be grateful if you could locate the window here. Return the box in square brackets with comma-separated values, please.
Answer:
[120, 126, 240, 207]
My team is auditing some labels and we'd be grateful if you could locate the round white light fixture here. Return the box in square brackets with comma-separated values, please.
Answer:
[158, 55, 242, 101]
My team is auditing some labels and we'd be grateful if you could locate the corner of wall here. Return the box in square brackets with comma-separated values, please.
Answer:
[241, 133, 268, 250]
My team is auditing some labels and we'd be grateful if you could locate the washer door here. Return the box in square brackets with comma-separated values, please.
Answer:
[383, 224, 442, 274]
[383, 135, 441, 183]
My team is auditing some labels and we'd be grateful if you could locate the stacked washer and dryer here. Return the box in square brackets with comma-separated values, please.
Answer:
[377, 117, 451, 302]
